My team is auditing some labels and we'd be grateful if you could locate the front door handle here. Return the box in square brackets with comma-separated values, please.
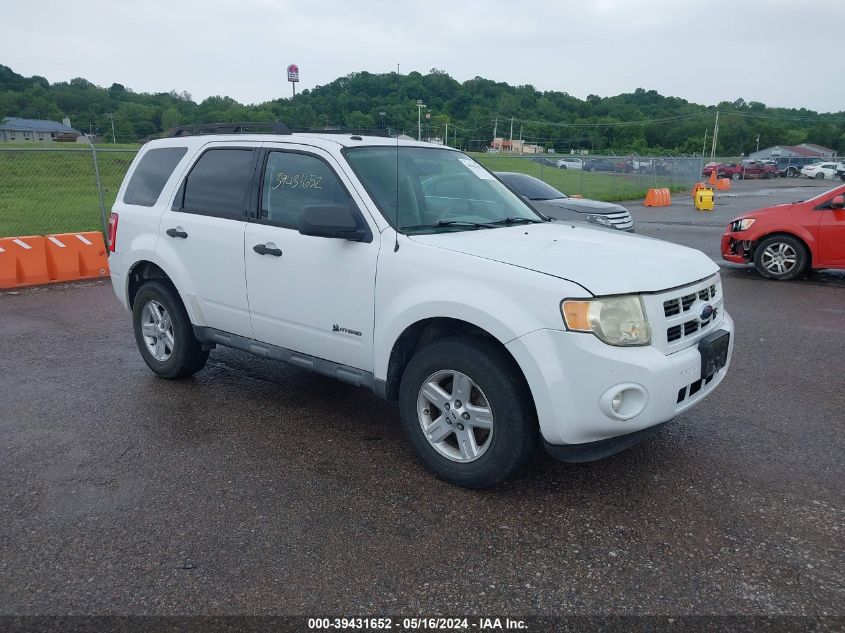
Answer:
[166, 227, 188, 239]
[253, 243, 283, 257]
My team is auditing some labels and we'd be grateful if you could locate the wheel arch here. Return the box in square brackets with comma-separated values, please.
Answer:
[127, 259, 177, 309]
[381, 317, 534, 411]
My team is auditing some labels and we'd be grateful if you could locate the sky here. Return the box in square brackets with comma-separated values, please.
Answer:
[2, 0, 843, 113]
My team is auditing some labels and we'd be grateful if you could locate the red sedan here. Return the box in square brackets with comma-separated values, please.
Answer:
[721, 184, 845, 280]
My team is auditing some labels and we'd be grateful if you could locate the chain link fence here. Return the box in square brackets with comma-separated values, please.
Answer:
[471, 153, 704, 201]
[0, 146, 138, 237]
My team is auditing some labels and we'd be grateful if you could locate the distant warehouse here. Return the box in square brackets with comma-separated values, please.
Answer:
[749, 143, 837, 160]
[0, 117, 81, 143]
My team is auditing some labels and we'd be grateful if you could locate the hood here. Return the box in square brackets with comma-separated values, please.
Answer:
[410, 222, 717, 295]
[536, 197, 626, 214]
[736, 203, 795, 220]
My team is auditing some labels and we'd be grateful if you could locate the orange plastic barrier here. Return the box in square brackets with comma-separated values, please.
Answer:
[716, 178, 731, 191]
[0, 232, 109, 290]
[708, 170, 717, 185]
[0, 236, 50, 288]
[691, 182, 706, 197]
[644, 188, 671, 207]
[45, 232, 109, 282]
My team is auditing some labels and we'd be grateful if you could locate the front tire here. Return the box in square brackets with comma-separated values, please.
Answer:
[731, 172, 741, 180]
[753, 235, 808, 281]
[399, 337, 537, 488]
[132, 280, 209, 378]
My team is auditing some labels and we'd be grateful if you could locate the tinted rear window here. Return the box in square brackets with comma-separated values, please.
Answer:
[123, 147, 187, 206]
[181, 148, 255, 219]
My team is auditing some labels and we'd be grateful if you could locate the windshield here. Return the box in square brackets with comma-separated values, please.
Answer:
[497, 173, 567, 200]
[344, 147, 542, 233]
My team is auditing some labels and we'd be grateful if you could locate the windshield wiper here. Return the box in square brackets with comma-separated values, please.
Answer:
[401, 220, 496, 232]
[487, 217, 545, 225]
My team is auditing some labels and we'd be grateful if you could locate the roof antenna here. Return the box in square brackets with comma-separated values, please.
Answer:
[394, 63, 401, 253]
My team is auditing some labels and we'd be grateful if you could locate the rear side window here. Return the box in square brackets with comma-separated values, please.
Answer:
[261, 151, 352, 228]
[179, 148, 255, 219]
[123, 147, 187, 206]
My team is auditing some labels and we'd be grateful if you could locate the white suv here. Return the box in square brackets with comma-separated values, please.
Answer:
[108, 123, 734, 488]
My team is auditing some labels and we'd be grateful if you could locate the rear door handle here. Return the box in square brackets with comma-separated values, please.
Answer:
[166, 227, 188, 239]
[253, 243, 283, 257]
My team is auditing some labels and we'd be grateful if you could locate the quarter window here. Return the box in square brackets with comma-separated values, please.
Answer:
[261, 151, 352, 228]
[181, 148, 255, 219]
[123, 147, 188, 207]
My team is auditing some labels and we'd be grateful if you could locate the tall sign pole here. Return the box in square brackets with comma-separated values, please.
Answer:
[287, 64, 300, 98]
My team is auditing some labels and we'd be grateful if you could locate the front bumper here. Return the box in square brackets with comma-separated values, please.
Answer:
[505, 311, 734, 450]
[721, 231, 751, 263]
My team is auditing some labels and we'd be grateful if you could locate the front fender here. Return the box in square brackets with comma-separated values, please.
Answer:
[373, 246, 587, 380]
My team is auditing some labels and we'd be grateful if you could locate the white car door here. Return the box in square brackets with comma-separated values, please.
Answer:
[244, 145, 379, 371]
[156, 144, 258, 338]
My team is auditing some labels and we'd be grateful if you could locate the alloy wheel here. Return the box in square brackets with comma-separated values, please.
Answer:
[761, 242, 798, 276]
[141, 300, 175, 361]
[417, 370, 494, 463]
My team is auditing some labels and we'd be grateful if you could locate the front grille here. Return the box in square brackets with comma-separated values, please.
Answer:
[698, 284, 717, 301]
[606, 210, 633, 230]
[646, 274, 724, 354]
[663, 293, 697, 318]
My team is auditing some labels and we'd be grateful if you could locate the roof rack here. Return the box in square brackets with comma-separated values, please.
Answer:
[168, 122, 291, 137]
[292, 128, 391, 138]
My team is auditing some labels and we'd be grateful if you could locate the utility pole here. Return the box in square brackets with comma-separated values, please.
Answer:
[416, 100, 425, 142]
[710, 111, 720, 161]
[702, 128, 708, 159]
[106, 113, 116, 144]
[509, 117, 514, 144]
[493, 117, 498, 146]
[755, 134, 760, 153]
[444, 119, 448, 147]
[519, 124, 523, 142]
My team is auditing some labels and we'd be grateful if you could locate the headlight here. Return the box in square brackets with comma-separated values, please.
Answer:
[730, 218, 756, 232]
[561, 295, 651, 346]
[585, 214, 614, 228]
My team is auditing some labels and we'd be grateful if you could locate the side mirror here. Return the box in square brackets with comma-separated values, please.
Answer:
[298, 204, 370, 242]
[831, 195, 845, 209]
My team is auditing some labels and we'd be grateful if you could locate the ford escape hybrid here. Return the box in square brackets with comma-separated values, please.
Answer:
[108, 122, 734, 488]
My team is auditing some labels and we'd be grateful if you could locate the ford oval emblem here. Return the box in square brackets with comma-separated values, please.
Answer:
[699, 304, 714, 321]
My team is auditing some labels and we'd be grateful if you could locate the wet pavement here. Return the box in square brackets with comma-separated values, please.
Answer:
[1, 179, 843, 618]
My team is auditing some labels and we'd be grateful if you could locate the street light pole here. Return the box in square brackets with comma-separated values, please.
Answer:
[416, 100, 425, 141]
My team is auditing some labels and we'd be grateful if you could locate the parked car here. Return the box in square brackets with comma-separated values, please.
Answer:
[109, 124, 733, 488]
[773, 156, 821, 178]
[836, 162, 845, 181]
[583, 158, 618, 172]
[702, 161, 778, 180]
[722, 184, 845, 280]
[800, 162, 839, 180]
[555, 158, 583, 170]
[529, 157, 558, 167]
[495, 172, 634, 231]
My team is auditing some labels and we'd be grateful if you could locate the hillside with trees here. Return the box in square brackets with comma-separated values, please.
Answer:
[1, 64, 842, 155]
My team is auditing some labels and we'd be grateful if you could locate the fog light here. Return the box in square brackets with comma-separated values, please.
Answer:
[611, 392, 624, 413]
[599, 384, 648, 421]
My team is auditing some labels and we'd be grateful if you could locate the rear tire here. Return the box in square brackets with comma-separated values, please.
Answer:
[731, 172, 741, 180]
[132, 280, 209, 378]
[399, 337, 538, 488]
[753, 235, 808, 281]
[815, 172, 825, 180]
